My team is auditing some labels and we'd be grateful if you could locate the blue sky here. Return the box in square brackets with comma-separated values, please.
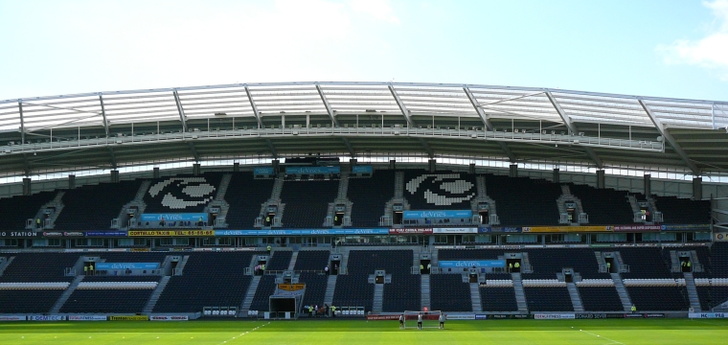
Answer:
[1, 0, 727, 102]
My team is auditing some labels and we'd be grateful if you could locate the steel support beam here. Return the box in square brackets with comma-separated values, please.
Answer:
[417, 138, 435, 158]
[546, 91, 603, 169]
[463, 87, 492, 129]
[18, 101, 104, 130]
[265, 138, 278, 158]
[464, 87, 516, 162]
[186, 141, 200, 162]
[99, 95, 110, 138]
[244, 85, 263, 129]
[388, 84, 415, 128]
[21, 153, 30, 176]
[639, 99, 699, 175]
[18, 101, 25, 145]
[342, 137, 355, 157]
[107, 146, 117, 169]
[315, 83, 338, 126]
[173, 90, 187, 133]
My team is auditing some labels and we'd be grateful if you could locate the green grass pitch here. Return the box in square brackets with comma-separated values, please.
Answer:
[1, 318, 727, 344]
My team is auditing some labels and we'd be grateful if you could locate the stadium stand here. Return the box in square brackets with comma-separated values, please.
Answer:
[0, 253, 78, 283]
[578, 287, 624, 311]
[224, 172, 275, 229]
[280, 180, 339, 228]
[382, 273, 420, 312]
[298, 272, 328, 311]
[249, 275, 277, 311]
[293, 250, 330, 271]
[568, 184, 634, 225]
[430, 274, 472, 312]
[655, 196, 711, 224]
[143, 174, 222, 213]
[346, 250, 413, 275]
[627, 286, 689, 311]
[347, 170, 395, 227]
[61, 288, 154, 313]
[0, 169, 723, 317]
[0, 290, 66, 313]
[153, 252, 256, 313]
[618, 247, 673, 279]
[480, 286, 519, 312]
[266, 250, 292, 271]
[524, 287, 573, 312]
[525, 248, 609, 279]
[332, 274, 373, 312]
[712, 242, 728, 277]
[54, 180, 141, 230]
[0, 191, 55, 230]
[484, 174, 561, 226]
[403, 170, 476, 209]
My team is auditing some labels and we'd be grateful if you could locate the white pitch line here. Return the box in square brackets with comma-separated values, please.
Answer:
[575, 327, 626, 345]
[216, 321, 270, 345]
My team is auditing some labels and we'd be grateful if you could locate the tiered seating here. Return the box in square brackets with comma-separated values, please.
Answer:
[0, 252, 79, 313]
[681, 246, 712, 278]
[280, 180, 339, 228]
[655, 196, 711, 224]
[696, 286, 713, 311]
[430, 274, 471, 311]
[82, 276, 160, 282]
[143, 173, 222, 213]
[95, 252, 168, 264]
[347, 250, 413, 274]
[627, 287, 688, 311]
[0, 290, 65, 313]
[347, 170, 395, 227]
[578, 287, 623, 311]
[249, 275, 277, 311]
[298, 272, 328, 310]
[619, 247, 672, 279]
[332, 274, 373, 312]
[711, 243, 728, 277]
[153, 252, 255, 312]
[293, 250, 330, 271]
[485, 175, 561, 226]
[438, 248, 501, 261]
[569, 184, 634, 225]
[61, 289, 152, 313]
[0, 191, 55, 230]
[54, 180, 141, 230]
[524, 287, 573, 311]
[266, 251, 292, 271]
[338, 250, 414, 313]
[525, 248, 608, 279]
[224, 172, 274, 229]
[0, 253, 79, 282]
[697, 286, 728, 310]
[383, 274, 420, 312]
[403, 170, 476, 209]
[480, 287, 518, 311]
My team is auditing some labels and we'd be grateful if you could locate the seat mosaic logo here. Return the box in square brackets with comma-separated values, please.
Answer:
[148, 178, 216, 209]
[406, 173, 475, 206]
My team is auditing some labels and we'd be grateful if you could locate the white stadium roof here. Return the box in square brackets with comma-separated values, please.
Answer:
[1, 81, 727, 180]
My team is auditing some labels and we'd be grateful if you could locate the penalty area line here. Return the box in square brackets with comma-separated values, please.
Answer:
[216, 321, 270, 345]
[570, 326, 626, 345]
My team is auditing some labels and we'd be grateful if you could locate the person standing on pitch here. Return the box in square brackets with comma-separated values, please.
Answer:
[439, 313, 446, 329]
[399, 313, 404, 329]
[417, 313, 423, 330]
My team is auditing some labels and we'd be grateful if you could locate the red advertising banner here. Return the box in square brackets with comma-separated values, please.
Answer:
[613, 225, 662, 232]
[389, 228, 433, 234]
